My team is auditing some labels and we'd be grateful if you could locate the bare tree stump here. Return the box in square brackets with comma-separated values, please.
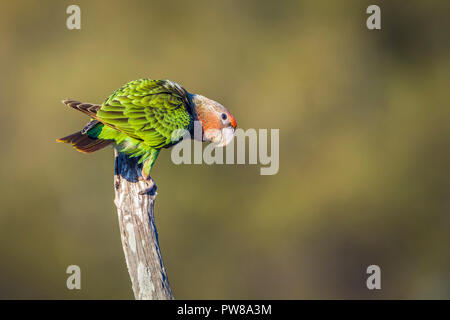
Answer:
[113, 149, 173, 300]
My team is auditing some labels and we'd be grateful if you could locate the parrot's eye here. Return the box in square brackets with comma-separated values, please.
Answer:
[221, 113, 228, 120]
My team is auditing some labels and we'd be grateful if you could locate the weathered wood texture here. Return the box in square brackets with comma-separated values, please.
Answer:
[113, 150, 173, 300]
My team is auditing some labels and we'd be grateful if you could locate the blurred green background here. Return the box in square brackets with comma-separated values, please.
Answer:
[0, 0, 449, 299]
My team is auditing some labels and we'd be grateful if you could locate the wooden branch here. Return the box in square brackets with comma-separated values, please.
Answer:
[113, 150, 173, 300]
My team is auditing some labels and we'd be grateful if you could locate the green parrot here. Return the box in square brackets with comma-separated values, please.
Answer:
[57, 79, 237, 178]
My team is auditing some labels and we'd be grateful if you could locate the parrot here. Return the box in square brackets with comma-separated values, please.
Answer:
[57, 78, 237, 179]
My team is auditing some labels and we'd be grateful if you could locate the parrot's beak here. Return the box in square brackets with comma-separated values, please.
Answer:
[216, 126, 235, 147]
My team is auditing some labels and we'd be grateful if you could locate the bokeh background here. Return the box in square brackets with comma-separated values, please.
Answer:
[0, 0, 449, 299]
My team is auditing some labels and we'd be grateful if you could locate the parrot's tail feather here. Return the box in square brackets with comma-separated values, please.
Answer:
[57, 131, 113, 154]
[62, 100, 101, 117]
[61, 99, 121, 133]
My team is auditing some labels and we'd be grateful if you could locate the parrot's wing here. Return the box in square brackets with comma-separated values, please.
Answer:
[95, 79, 194, 148]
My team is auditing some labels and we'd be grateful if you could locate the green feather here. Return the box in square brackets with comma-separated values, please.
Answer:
[95, 79, 194, 175]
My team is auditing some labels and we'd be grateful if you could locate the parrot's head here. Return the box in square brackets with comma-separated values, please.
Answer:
[191, 94, 237, 147]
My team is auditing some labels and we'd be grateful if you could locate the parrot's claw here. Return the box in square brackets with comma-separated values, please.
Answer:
[138, 180, 157, 196]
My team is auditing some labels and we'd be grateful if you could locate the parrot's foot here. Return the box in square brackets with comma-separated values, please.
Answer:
[138, 177, 157, 196]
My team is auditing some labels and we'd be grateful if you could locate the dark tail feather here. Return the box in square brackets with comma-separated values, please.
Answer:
[62, 100, 101, 118]
[57, 131, 113, 154]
